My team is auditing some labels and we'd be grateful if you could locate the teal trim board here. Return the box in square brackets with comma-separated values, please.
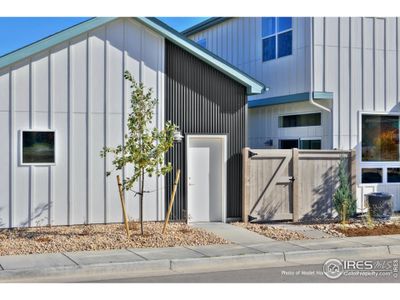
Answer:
[181, 17, 230, 36]
[249, 91, 333, 108]
[0, 17, 264, 96]
[0, 17, 117, 69]
[139, 18, 265, 95]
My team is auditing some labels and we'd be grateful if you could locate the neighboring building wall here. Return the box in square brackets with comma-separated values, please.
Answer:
[313, 17, 400, 150]
[248, 101, 332, 149]
[164, 40, 247, 220]
[0, 18, 165, 228]
[312, 17, 400, 211]
[188, 17, 312, 101]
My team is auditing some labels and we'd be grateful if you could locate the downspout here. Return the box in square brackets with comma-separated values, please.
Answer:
[309, 17, 331, 113]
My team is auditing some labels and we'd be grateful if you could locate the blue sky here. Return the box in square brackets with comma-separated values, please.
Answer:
[0, 17, 208, 56]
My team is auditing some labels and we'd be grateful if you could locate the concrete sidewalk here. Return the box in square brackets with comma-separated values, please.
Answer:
[1, 234, 400, 282]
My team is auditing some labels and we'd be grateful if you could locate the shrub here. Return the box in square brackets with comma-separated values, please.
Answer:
[333, 157, 356, 222]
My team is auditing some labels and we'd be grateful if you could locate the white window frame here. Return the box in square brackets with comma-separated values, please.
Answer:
[20, 129, 56, 166]
[278, 137, 322, 149]
[358, 111, 400, 185]
[261, 17, 293, 62]
[278, 111, 322, 128]
[299, 137, 322, 149]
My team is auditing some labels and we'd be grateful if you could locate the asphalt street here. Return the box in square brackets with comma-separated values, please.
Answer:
[84, 258, 400, 283]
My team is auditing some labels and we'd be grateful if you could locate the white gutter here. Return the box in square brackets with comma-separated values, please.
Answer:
[309, 18, 331, 113]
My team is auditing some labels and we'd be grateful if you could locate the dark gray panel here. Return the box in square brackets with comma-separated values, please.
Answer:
[165, 40, 247, 220]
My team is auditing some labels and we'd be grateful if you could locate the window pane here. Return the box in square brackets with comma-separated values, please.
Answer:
[197, 38, 206, 48]
[262, 36, 276, 61]
[278, 17, 292, 32]
[362, 115, 400, 161]
[300, 139, 321, 150]
[262, 17, 275, 37]
[22, 131, 55, 164]
[388, 168, 400, 183]
[361, 168, 383, 183]
[279, 139, 299, 149]
[279, 113, 321, 128]
[278, 31, 292, 58]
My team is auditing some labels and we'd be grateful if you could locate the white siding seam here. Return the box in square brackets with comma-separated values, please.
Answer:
[29, 58, 33, 227]
[362, 18, 365, 110]
[323, 17, 326, 92]
[373, 18, 376, 111]
[48, 49, 53, 226]
[349, 18, 352, 149]
[395, 19, 398, 102]
[104, 25, 109, 224]
[9, 68, 14, 228]
[122, 19, 126, 221]
[86, 32, 91, 225]
[337, 18, 341, 149]
[67, 41, 72, 226]
[384, 19, 387, 111]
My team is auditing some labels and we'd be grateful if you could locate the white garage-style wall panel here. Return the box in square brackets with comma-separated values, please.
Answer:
[0, 18, 165, 228]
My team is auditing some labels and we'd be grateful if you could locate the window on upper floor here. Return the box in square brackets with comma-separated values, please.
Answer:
[262, 17, 293, 62]
[197, 38, 207, 48]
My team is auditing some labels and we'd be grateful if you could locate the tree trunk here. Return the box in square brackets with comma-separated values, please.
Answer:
[139, 169, 145, 235]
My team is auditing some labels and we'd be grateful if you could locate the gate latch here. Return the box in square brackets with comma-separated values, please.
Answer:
[289, 177, 295, 182]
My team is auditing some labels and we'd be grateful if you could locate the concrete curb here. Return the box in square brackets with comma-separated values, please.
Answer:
[389, 245, 400, 255]
[0, 245, 398, 281]
[284, 246, 391, 263]
[170, 252, 285, 272]
[0, 259, 171, 282]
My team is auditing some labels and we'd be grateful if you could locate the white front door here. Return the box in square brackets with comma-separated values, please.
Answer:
[187, 135, 226, 222]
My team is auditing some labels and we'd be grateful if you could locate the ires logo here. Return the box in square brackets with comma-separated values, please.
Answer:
[323, 259, 398, 279]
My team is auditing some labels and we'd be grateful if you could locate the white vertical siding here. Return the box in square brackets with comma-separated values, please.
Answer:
[313, 17, 400, 149]
[248, 101, 331, 149]
[189, 17, 311, 100]
[0, 18, 165, 228]
[313, 17, 400, 211]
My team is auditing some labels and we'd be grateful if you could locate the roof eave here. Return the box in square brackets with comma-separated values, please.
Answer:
[0, 17, 117, 70]
[138, 17, 265, 95]
[181, 17, 231, 36]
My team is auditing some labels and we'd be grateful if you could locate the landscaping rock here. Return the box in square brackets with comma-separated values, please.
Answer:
[0, 222, 228, 256]
[233, 222, 310, 241]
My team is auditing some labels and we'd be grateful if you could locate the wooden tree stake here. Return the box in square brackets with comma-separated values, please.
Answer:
[117, 175, 130, 238]
[162, 169, 181, 234]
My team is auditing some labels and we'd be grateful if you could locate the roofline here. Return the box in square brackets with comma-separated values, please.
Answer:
[0, 17, 264, 95]
[0, 17, 117, 69]
[248, 92, 333, 108]
[181, 17, 231, 36]
[140, 17, 264, 95]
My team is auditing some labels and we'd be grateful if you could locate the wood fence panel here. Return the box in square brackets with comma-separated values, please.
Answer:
[242, 148, 353, 222]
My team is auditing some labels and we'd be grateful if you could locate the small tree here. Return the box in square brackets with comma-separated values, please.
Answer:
[333, 157, 356, 222]
[101, 71, 176, 235]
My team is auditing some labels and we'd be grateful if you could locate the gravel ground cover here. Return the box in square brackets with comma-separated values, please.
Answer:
[233, 222, 310, 241]
[0, 222, 228, 256]
[310, 220, 400, 237]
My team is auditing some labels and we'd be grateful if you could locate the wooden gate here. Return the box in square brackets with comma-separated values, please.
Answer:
[243, 149, 294, 221]
[242, 148, 356, 222]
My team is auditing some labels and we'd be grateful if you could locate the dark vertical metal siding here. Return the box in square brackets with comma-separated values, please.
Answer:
[165, 40, 247, 220]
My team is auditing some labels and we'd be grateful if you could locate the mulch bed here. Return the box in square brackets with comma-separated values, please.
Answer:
[309, 219, 400, 237]
[233, 222, 309, 241]
[0, 222, 228, 256]
[334, 223, 400, 237]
